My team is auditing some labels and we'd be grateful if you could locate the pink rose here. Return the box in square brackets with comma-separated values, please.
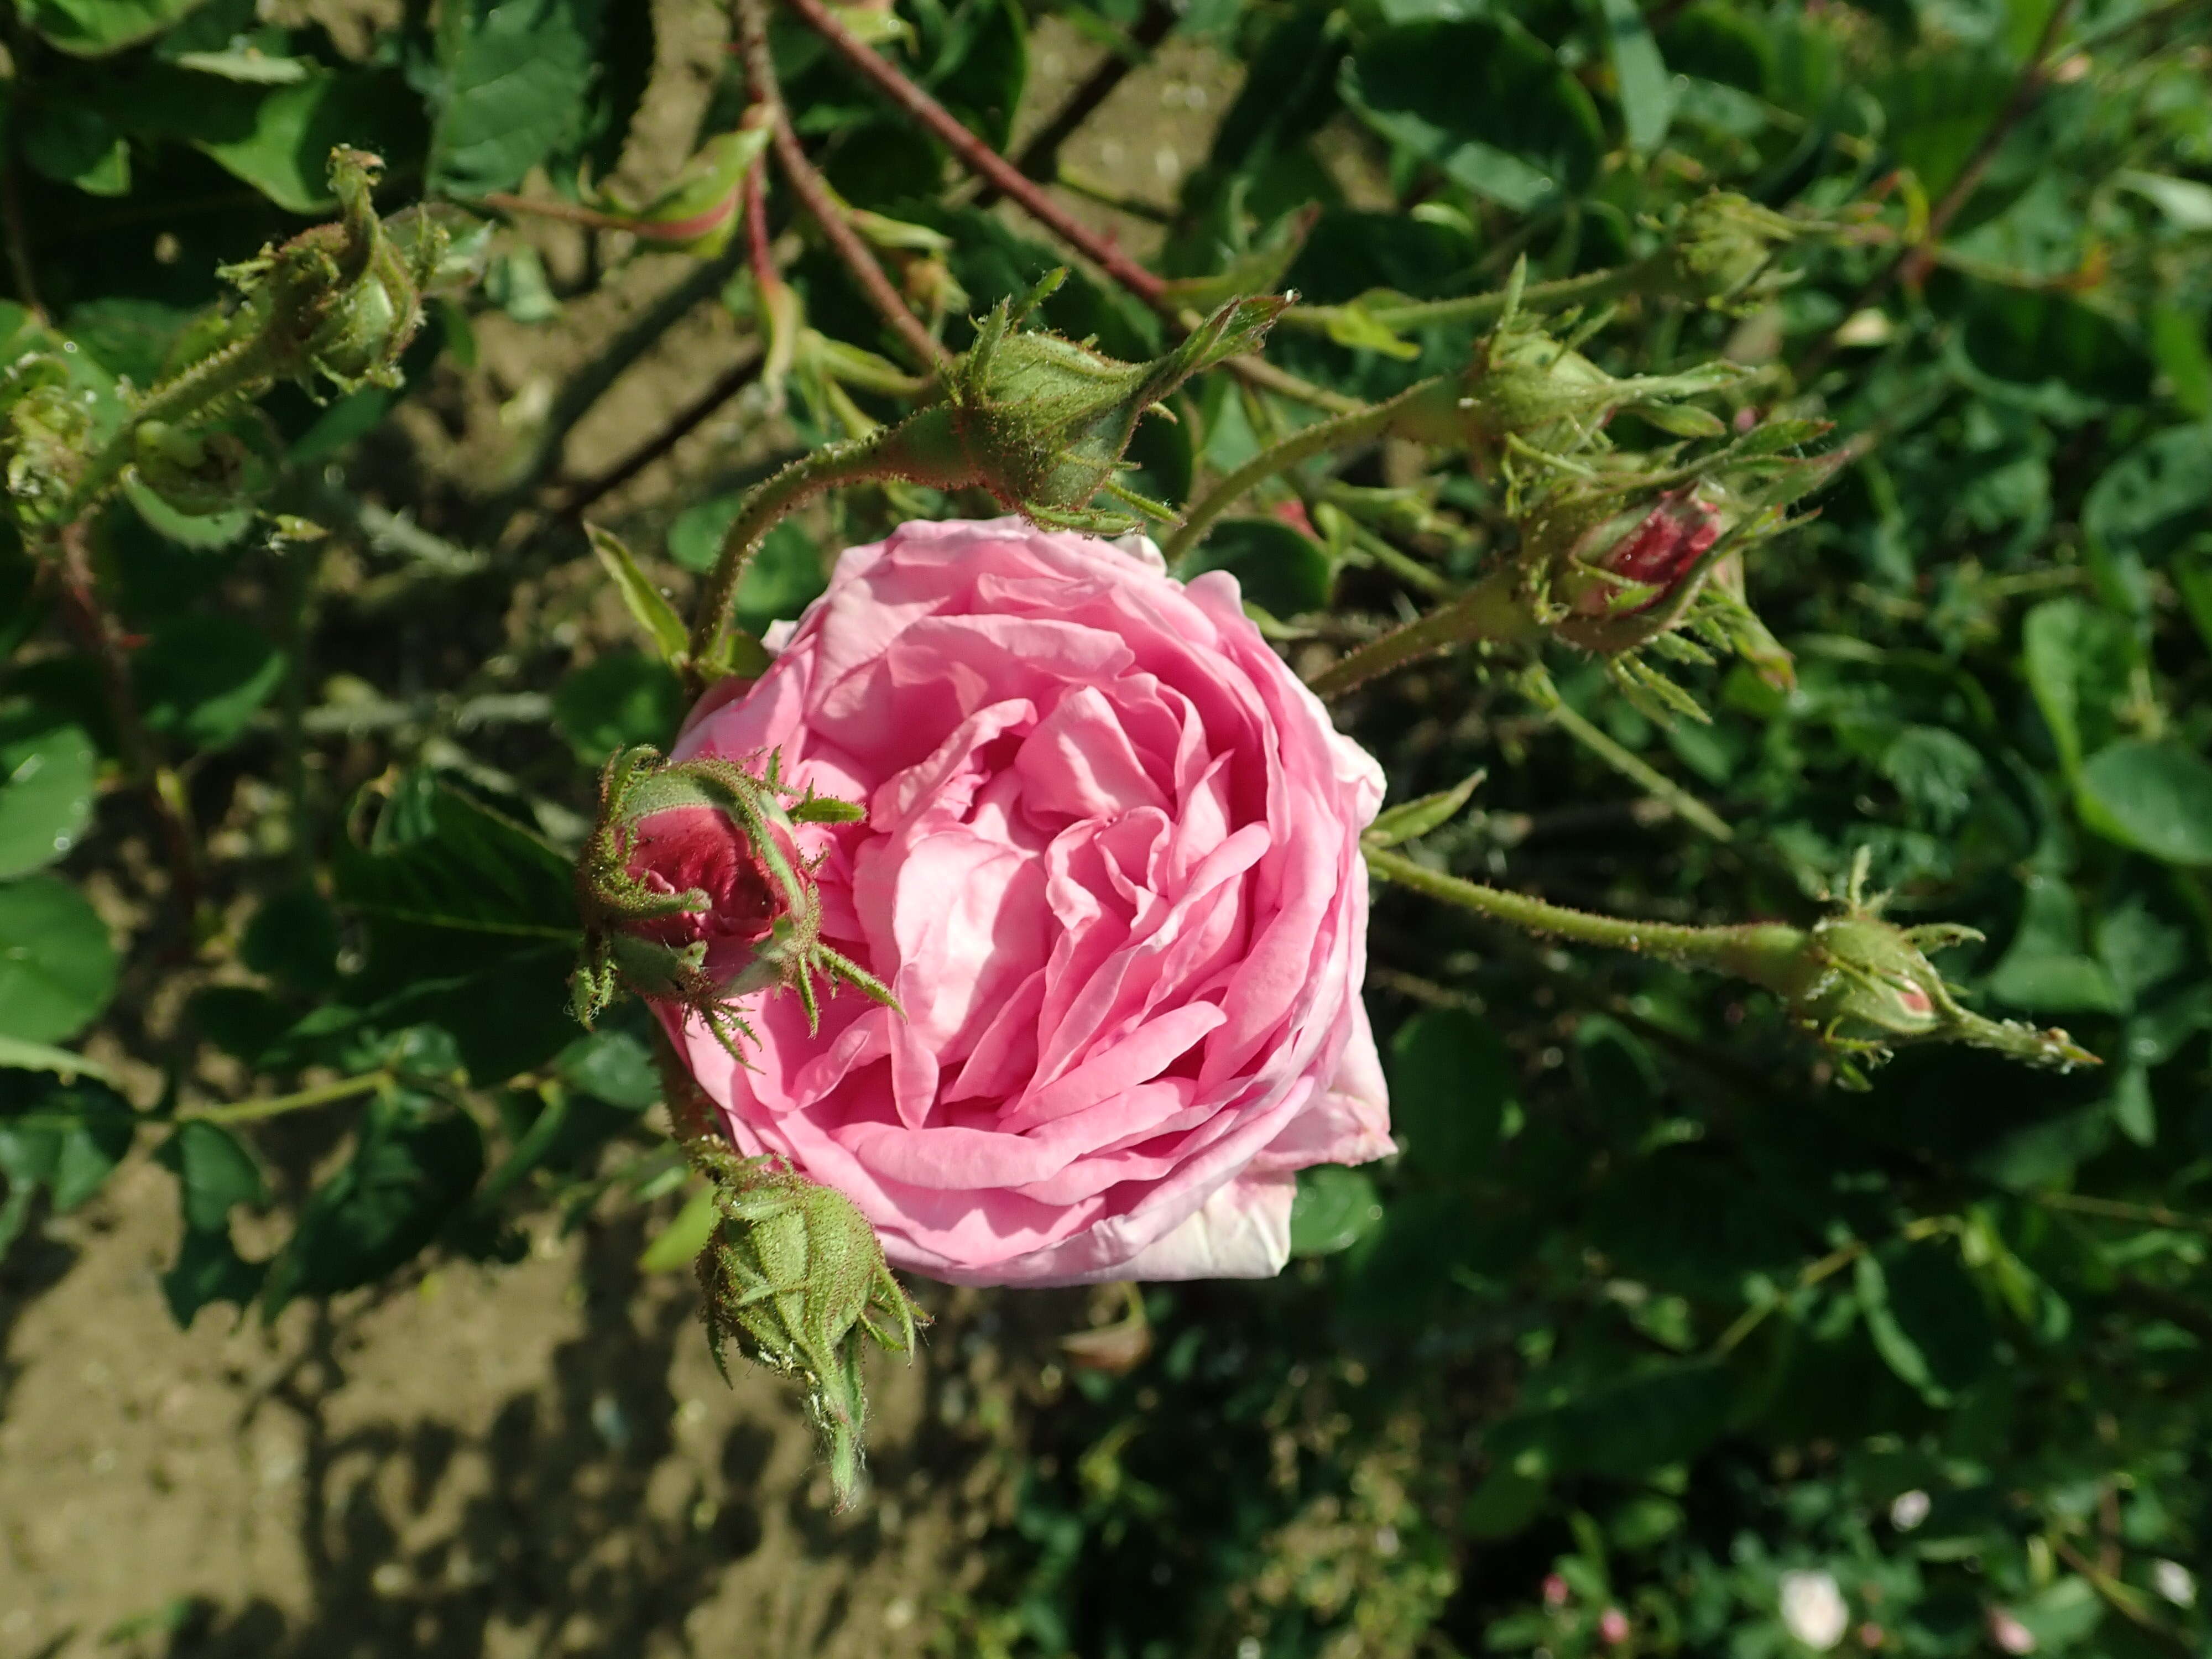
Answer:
[658, 517, 1390, 1286]
[1571, 488, 1723, 615]
[623, 806, 784, 952]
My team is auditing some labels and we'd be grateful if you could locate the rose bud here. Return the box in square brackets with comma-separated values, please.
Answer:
[570, 745, 893, 1056]
[892, 276, 1288, 531]
[695, 1151, 923, 1507]
[1709, 850, 2099, 1084]
[658, 518, 1391, 1288]
[1643, 191, 1810, 312]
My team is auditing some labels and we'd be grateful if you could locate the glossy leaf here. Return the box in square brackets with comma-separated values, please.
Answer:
[0, 875, 118, 1044]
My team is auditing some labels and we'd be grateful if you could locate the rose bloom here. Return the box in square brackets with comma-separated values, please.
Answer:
[652, 518, 1390, 1285]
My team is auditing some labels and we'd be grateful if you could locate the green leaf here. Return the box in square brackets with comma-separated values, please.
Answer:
[586, 523, 689, 665]
[156, 69, 422, 213]
[638, 1183, 720, 1272]
[135, 617, 285, 750]
[0, 874, 119, 1044]
[1288, 1165, 1385, 1257]
[427, 0, 608, 197]
[555, 1028, 660, 1110]
[21, 103, 132, 195]
[335, 781, 578, 947]
[1387, 1008, 1516, 1178]
[1178, 516, 1334, 618]
[0, 707, 96, 879]
[1985, 875, 2125, 1015]
[2020, 597, 2135, 775]
[0, 1082, 134, 1216]
[1855, 1241, 1995, 1406]
[241, 887, 341, 996]
[160, 1226, 265, 1326]
[1342, 20, 1604, 210]
[262, 1105, 484, 1312]
[2077, 740, 2212, 867]
[18, 0, 205, 56]
[157, 1119, 267, 1233]
[551, 649, 687, 765]
[1594, 0, 1677, 152]
[1364, 770, 1484, 849]
[2082, 422, 2212, 568]
[1485, 1359, 1735, 1478]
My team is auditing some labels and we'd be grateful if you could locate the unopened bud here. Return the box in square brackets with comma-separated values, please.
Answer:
[696, 1155, 925, 1506]
[570, 745, 894, 1055]
[1644, 192, 1808, 311]
[897, 277, 1286, 531]
[1713, 851, 2098, 1083]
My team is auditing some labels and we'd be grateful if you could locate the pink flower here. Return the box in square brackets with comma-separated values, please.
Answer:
[1599, 1607, 1631, 1645]
[659, 518, 1390, 1285]
[1543, 1574, 1571, 1608]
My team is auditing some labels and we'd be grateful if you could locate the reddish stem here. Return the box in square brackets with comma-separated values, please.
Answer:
[774, 0, 1171, 315]
[734, 0, 951, 371]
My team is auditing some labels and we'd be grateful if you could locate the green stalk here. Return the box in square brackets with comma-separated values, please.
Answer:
[1365, 844, 1791, 974]
[1164, 380, 1435, 560]
[1524, 671, 1734, 842]
[1305, 570, 1538, 697]
[685, 414, 970, 672]
[182, 1070, 391, 1125]
[68, 334, 277, 513]
[1277, 262, 1646, 342]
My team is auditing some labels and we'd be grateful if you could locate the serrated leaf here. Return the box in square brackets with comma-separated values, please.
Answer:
[1594, 0, 1677, 152]
[18, 0, 204, 56]
[427, 0, 608, 196]
[586, 523, 689, 665]
[2077, 740, 2212, 867]
[135, 618, 286, 750]
[158, 1119, 268, 1232]
[0, 1082, 134, 1219]
[551, 649, 686, 765]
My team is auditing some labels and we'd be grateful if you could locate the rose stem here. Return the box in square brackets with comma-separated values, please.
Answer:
[1365, 845, 1788, 977]
[735, 0, 951, 373]
[1304, 571, 1538, 698]
[776, 0, 1169, 310]
[1162, 379, 1439, 559]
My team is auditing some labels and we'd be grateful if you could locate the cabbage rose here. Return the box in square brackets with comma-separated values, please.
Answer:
[651, 518, 1389, 1285]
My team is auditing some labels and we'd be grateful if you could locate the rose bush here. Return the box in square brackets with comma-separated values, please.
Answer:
[641, 517, 1390, 1286]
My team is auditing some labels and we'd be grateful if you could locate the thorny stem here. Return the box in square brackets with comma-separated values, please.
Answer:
[1306, 570, 1537, 697]
[734, 0, 950, 372]
[70, 335, 275, 514]
[686, 424, 921, 675]
[1222, 354, 1368, 416]
[775, 0, 1170, 312]
[2033, 1191, 2212, 1237]
[1793, 0, 2078, 387]
[50, 520, 204, 925]
[182, 1070, 392, 1125]
[1365, 844, 1786, 969]
[990, 0, 1178, 197]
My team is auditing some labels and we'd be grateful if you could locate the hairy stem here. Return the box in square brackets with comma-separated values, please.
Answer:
[735, 0, 948, 372]
[1524, 671, 1734, 842]
[686, 421, 943, 673]
[1306, 570, 1537, 697]
[51, 523, 203, 923]
[1365, 844, 1791, 974]
[69, 334, 276, 514]
[183, 1071, 392, 1125]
